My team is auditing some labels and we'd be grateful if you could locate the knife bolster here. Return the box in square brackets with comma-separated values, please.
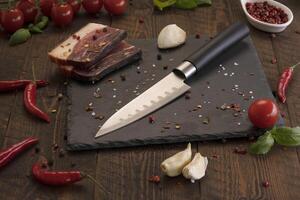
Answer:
[174, 61, 196, 79]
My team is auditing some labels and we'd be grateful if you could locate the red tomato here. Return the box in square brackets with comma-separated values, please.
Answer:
[67, 0, 81, 14]
[1, 8, 24, 33]
[16, 0, 38, 23]
[40, 0, 56, 17]
[51, 3, 74, 27]
[103, 0, 127, 15]
[82, 0, 103, 14]
[248, 99, 279, 129]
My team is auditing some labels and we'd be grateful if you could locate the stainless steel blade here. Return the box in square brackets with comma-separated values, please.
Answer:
[95, 72, 190, 138]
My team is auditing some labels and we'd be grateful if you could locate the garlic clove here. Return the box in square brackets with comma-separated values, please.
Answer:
[160, 143, 192, 177]
[182, 152, 208, 183]
[157, 24, 186, 49]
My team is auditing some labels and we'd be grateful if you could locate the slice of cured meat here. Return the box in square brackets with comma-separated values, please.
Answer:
[48, 23, 127, 69]
[59, 41, 142, 82]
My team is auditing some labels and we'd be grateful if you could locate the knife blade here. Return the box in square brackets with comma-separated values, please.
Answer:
[95, 22, 249, 138]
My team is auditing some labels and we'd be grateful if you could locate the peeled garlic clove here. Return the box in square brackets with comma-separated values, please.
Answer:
[182, 152, 208, 183]
[157, 24, 186, 49]
[160, 143, 192, 177]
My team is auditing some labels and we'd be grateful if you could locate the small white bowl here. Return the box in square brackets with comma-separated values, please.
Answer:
[240, 0, 293, 33]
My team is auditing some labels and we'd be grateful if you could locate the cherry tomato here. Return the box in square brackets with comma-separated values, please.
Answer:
[82, 0, 103, 15]
[67, 0, 81, 14]
[51, 3, 74, 27]
[103, 0, 127, 15]
[1, 8, 24, 33]
[16, 0, 38, 23]
[248, 99, 279, 129]
[40, 0, 56, 17]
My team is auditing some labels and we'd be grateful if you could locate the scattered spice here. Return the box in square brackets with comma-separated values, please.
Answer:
[262, 181, 270, 188]
[58, 149, 65, 157]
[157, 54, 162, 60]
[138, 18, 144, 23]
[35, 147, 40, 154]
[295, 30, 300, 35]
[163, 65, 168, 70]
[148, 116, 155, 123]
[57, 93, 63, 100]
[163, 125, 170, 129]
[95, 115, 105, 120]
[233, 147, 247, 155]
[85, 106, 93, 112]
[175, 124, 181, 129]
[103, 27, 108, 32]
[51, 109, 57, 113]
[120, 74, 126, 81]
[270, 33, 276, 38]
[52, 143, 59, 150]
[148, 175, 160, 183]
[195, 34, 200, 39]
[271, 57, 277, 64]
[185, 93, 191, 100]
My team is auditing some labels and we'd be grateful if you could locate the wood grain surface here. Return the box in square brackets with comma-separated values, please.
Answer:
[0, 0, 299, 199]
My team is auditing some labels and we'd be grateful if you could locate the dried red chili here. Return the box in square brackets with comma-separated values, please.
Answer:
[277, 62, 299, 103]
[24, 82, 50, 123]
[0, 80, 48, 92]
[32, 160, 103, 189]
[0, 137, 39, 169]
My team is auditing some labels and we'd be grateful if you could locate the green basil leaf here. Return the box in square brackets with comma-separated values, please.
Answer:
[196, 0, 212, 6]
[271, 127, 300, 146]
[249, 131, 274, 155]
[153, 0, 176, 10]
[175, 0, 198, 9]
[9, 29, 31, 46]
[28, 24, 43, 34]
[35, 16, 49, 30]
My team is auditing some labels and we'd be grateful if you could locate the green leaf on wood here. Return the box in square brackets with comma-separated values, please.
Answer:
[271, 127, 300, 146]
[249, 131, 274, 155]
[9, 29, 31, 46]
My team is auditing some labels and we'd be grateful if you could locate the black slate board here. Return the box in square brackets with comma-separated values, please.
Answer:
[66, 37, 283, 151]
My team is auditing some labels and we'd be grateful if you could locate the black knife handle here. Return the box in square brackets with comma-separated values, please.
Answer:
[185, 22, 249, 72]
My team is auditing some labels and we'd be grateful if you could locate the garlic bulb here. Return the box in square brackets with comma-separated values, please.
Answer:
[182, 152, 208, 183]
[157, 24, 186, 49]
[160, 143, 192, 177]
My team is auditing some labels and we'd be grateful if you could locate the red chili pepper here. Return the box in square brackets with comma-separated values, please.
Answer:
[32, 162, 83, 185]
[0, 137, 39, 169]
[277, 62, 299, 103]
[24, 82, 50, 123]
[0, 80, 48, 92]
[32, 160, 103, 189]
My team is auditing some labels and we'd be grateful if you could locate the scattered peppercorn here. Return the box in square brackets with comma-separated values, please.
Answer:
[202, 117, 210, 124]
[57, 93, 63, 100]
[47, 159, 54, 167]
[271, 57, 277, 64]
[35, 147, 40, 154]
[52, 143, 59, 150]
[295, 30, 300, 35]
[148, 175, 160, 183]
[262, 181, 270, 188]
[120, 74, 126, 81]
[63, 135, 68, 141]
[163, 65, 168, 70]
[103, 28, 107, 32]
[58, 149, 65, 157]
[185, 93, 191, 100]
[195, 34, 200, 39]
[233, 147, 247, 155]
[148, 116, 155, 123]
[157, 54, 162, 60]
[138, 18, 144, 23]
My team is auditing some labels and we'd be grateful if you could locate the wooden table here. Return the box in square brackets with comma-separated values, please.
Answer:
[0, 0, 300, 199]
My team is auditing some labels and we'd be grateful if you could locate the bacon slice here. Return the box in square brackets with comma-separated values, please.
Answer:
[58, 41, 142, 82]
[48, 23, 127, 69]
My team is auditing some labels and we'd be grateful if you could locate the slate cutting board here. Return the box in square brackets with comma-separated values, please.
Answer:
[66, 36, 282, 151]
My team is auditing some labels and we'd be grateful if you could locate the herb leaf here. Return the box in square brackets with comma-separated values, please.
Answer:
[249, 132, 274, 155]
[153, 0, 176, 11]
[9, 29, 31, 46]
[175, 0, 198, 9]
[271, 127, 300, 146]
[196, 0, 212, 6]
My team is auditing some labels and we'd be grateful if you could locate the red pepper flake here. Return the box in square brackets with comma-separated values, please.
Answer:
[149, 175, 160, 183]
[148, 116, 155, 123]
[262, 181, 270, 188]
[233, 147, 247, 155]
[138, 18, 144, 23]
[271, 57, 277, 64]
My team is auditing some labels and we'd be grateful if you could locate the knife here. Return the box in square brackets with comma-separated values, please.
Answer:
[95, 22, 249, 138]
